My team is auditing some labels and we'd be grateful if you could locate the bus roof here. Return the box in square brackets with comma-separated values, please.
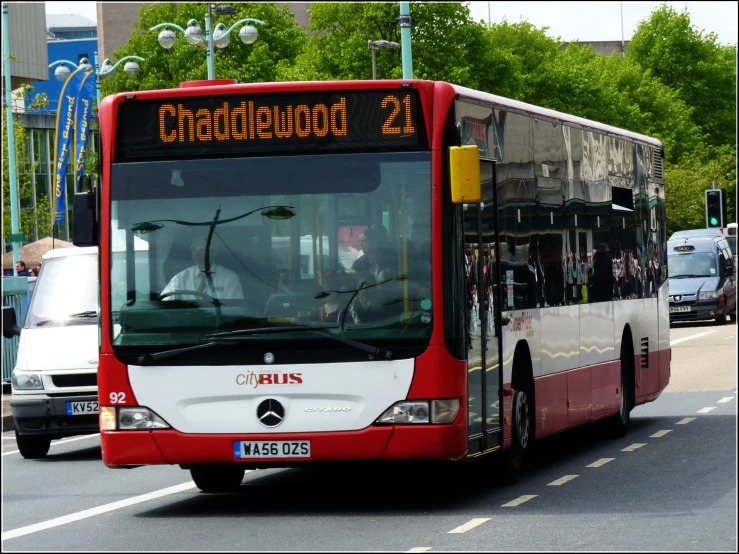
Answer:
[451, 83, 663, 150]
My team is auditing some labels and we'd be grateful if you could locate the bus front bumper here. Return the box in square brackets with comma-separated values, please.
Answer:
[100, 417, 467, 467]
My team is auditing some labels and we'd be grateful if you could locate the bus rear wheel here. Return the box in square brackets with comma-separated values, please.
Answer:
[190, 466, 245, 493]
[605, 338, 633, 438]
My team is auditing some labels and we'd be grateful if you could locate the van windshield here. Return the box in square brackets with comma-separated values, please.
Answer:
[667, 251, 717, 278]
[25, 253, 98, 328]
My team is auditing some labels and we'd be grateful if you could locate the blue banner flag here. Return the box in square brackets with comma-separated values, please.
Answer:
[53, 67, 87, 225]
[73, 71, 96, 193]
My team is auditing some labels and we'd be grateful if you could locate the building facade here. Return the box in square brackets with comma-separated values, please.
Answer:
[47, 13, 97, 41]
[4, 14, 98, 253]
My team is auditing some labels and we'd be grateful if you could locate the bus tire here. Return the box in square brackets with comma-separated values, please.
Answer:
[606, 333, 634, 438]
[190, 466, 245, 493]
[497, 348, 535, 485]
[15, 430, 51, 459]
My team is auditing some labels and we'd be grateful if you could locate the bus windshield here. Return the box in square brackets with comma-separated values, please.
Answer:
[109, 152, 432, 349]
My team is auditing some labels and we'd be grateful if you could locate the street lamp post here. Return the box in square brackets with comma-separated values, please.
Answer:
[49, 54, 144, 108]
[150, 4, 263, 81]
[3, 1, 21, 272]
[368, 40, 399, 80]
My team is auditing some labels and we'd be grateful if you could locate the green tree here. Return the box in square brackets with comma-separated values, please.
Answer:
[665, 144, 736, 235]
[628, 4, 737, 148]
[277, 2, 518, 93]
[102, 2, 308, 95]
[3, 85, 53, 244]
[480, 22, 703, 163]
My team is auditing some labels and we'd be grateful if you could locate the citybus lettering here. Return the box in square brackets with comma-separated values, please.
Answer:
[235, 372, 303, 388]
[159, 98, 347, 144]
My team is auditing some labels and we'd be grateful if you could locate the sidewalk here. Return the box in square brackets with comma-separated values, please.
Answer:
[2, 382, 13, 432]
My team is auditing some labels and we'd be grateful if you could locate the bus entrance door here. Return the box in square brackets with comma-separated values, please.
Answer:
[464, 164, 503, 454]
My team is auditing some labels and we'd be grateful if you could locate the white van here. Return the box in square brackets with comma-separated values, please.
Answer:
[9, 247, 99, 459]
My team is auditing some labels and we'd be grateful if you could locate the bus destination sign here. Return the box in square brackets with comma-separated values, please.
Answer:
[115, 90, 426, 161]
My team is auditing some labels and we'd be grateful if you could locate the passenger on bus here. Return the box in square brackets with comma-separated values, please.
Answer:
[591, 243, 614, 302]
[161, 235, 244, 301]
[352, 225, 395, 278]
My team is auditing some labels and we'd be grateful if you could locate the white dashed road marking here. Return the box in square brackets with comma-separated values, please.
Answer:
[448, 518, 491, 534]
[697, 407, 717, 414]
[670, 331, 715, 346]
[621, 443, 646, 452]
[547, 475, 579, 486]
[2, 433, 100, 457]
[676, 417, 696, 424]
[650, 430, 672, 438]
[586, 458, 615, 468]
[407, 548, 433, 553]
[501, 495, 537, 507]
[717, 397, 735, 403]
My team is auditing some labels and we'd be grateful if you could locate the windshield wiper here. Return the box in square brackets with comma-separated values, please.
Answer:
[69, 311, 98, 318]
[207, 325, 384, 357]
[137, 325, 387, 366]
[671, 274, 712, 278]
[34, 311, 98, 327]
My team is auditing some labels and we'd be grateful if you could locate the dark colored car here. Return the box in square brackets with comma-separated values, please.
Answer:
[667, 233, 736, 324]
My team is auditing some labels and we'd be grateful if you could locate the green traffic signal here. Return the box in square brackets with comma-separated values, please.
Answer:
[710, 217, 719, 226]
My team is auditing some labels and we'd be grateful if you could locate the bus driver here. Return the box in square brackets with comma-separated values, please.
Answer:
[161, 235, 244, 301]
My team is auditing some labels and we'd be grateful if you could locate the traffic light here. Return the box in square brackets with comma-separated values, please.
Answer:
[705, 189, 726, 229]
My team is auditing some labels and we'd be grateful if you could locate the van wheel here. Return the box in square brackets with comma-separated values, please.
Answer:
[15, 430, 51, 459]
[190, 467, 245, 493]
[715, 313, 727, 325]
[728, 312, 735, 322]
[605, 337, 633, 438]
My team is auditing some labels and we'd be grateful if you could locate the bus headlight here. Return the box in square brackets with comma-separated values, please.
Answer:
[375, 399, 460, 425]
[12, 371, 43, 390]
[100, 407, 171, 430]
[376, 401, 430, 424]
[699, 291, 718, 299]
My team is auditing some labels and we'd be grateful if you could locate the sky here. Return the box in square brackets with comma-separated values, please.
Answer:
[45, 1, 738, 45]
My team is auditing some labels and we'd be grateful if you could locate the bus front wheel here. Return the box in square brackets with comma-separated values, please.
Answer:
[497, 389, 532, 485]
[190, 466, 245, 493]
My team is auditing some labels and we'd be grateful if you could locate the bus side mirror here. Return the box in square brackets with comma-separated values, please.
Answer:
[449, 145, 481, 204]
[73, 175, 98, 247]
[2, 306, 21, 339]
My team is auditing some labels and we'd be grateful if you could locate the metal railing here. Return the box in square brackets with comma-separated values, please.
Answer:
[2, 276, 31, 381]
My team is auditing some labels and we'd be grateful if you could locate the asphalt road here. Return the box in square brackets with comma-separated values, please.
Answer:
[2, 321, 736, 551]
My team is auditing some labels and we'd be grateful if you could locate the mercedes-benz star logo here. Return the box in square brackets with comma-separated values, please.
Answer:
[256, 399, 285, 428]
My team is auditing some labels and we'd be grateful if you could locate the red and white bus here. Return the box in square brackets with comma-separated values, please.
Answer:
[74, 79, 670, 492]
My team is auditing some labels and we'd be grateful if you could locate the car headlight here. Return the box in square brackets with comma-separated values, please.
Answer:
[12, 371, 43, 390]
[375, 399, 460, 425]
[100, 406, 170, 430]
[699, 291, 718, 299]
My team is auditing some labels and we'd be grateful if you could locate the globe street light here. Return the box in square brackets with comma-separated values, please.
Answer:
[368, 39, 399, 80]
[150, 4, 264, 81]
[49, 53, 145, 107]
